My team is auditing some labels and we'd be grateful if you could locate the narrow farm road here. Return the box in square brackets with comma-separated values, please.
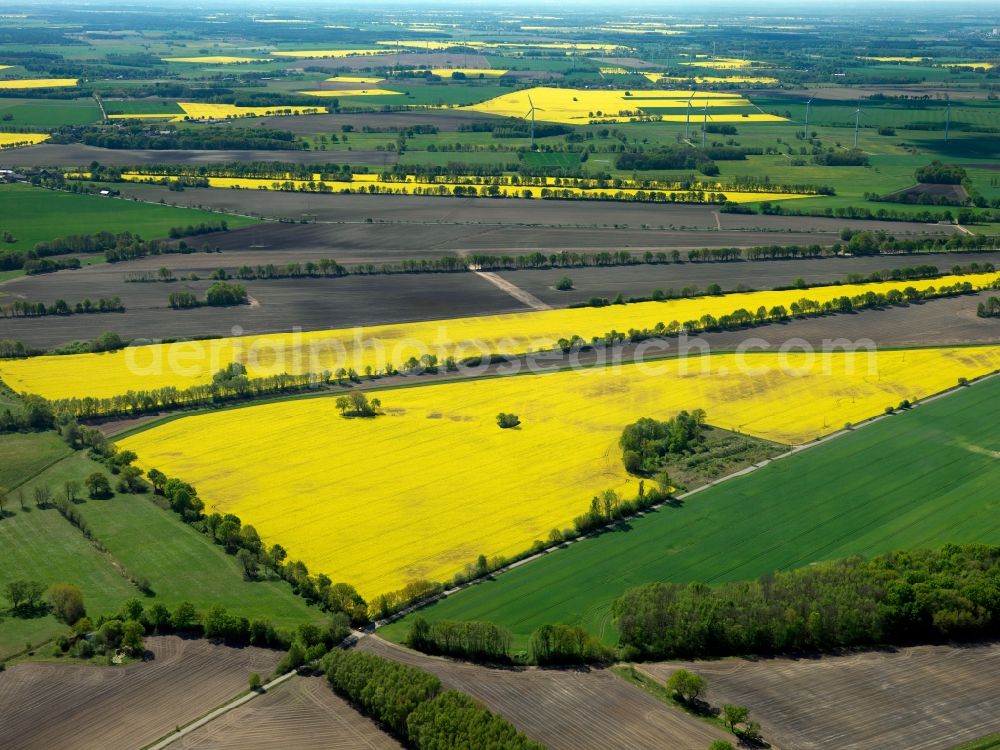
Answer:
[472, 270, 552, 310]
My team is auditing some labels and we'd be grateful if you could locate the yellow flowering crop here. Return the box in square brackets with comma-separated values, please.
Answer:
[299, 89, 403, 97]
[326, 76, 384, 83]
[0, 78, 78, 89]
[271, 49, 396, 58]
[3, 273, 997, 403]
[119, 345, 1000, 598]
[681, 58, 760, 70]
[174, 102, 324, 120]
[859, 56, 927, 63]
[644, 72, 779, 84]
[162, 56, 270, 64]
[459, 86, 778, 124]
[939, 62, 996, 70]
[426, 68, 508, 77]
[115, 171, 810, 203]
[0, 133, 49, 147]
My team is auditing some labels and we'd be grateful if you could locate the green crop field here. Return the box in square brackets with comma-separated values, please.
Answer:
[381, 372, 1000, 650]
[0, 98, 103, 128]
[0, 183, 260, 251]
[0, 432, 325, 660]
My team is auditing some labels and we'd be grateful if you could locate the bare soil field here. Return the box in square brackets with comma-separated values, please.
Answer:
[884, 183, 969, 203]
[358, 636, 729, 750]
[3, 254, 995, 349]
[0, 635, 282, 750]
[0, 270, 523, 348]
[111, 184, 958, 237]
[211, 110, 499, 134]
[176, 674, 400, 750]
[499, 250, 1000, 305]
[0, 144, 399, 168]
[641, 642, 1000, 750]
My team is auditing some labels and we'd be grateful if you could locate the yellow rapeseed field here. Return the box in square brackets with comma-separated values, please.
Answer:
[119, 345, 1000, 598]
[426, 68, 508, 77]
[4, 272, 997, 403]
[162, 56, 270, 64]
[859, 56, 927, 63]
[0, 78, 79, 89]
[300, 89, 403, 97]
[0, 132, 49, 148]
[175, 102, 324, 120]
[681, 57, 761, 70]
[940, 62, 997, 70]
[271, 49, 396, 58]
[375, 40, 630, 53]
[460, 86, 782, 124]
[116, 171, 811, 203]
[326, 76, 384, 83]
[644, 72, 779, 84]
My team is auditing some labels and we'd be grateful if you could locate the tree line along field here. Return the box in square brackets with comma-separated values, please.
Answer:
[116, 345, 1000, 603]
[2, 271, 997, 401]
[3, 245, 995, 350]
[0, 430, 327, 661]
[379, 367, 1000, 649]
[0, 184, 259, 253]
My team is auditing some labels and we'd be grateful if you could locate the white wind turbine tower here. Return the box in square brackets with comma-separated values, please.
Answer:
[685, 91, 696, 140]
[803, 97, 813, 139]
[525, 94, 544, 147]
[944, 95, 952, 142]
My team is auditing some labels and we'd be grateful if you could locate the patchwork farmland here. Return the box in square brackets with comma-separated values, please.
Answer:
[2, 3, 1000, 748]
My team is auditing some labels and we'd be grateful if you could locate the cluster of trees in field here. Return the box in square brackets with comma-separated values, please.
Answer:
[915, 161, 967, 185]
[812, 149, 870, 166]
[168, 281, 248, 309]
[620, 410, 707, 476]
[978, 296, 1000, 318]
[0, 296, 124, 318]
[323, 649, 543, 749]
[459, 116, 571, 139]
[614, 544, 1000, 660]
[615, 145, 722, 175]
[405, 616, 614, 666]
[53, 123, 306, 151]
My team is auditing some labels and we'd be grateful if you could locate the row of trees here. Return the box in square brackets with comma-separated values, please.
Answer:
[323, 649, 543, 748]
[614, 544, 1000, 660]
[0, 296, 123, 318]
[55, 123, 305, 151]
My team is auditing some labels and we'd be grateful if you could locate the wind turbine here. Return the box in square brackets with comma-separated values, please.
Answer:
[685, 91, 696, 140]
[702, 100, 711, 148]
[853, 102, 862, 148]
[944, 96, 951, 142]
[524, 94, 543, 147]
[803, 97, 813, 139]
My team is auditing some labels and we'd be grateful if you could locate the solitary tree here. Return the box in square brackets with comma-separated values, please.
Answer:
[555, 276, 573, 291]
[84, 472, 112, 499]
[722, 704, 751, 734]
[667, 669, 706, 704]
[496, 413, 521, 429]
[249, 672, 263, 691]
[48, 583, 86, 624]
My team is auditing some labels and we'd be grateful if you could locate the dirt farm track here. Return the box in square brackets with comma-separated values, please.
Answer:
[642, 642, 1000, 750]
[0, 636, 282, 750]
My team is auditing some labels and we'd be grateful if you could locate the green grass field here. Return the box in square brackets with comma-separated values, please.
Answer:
[381, 373, 1000, 650]
[0, 183, 260, 251]
[0, 432, 325, 660]
[0, 98, 102, 128]
[951, 734, 1000, 750]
